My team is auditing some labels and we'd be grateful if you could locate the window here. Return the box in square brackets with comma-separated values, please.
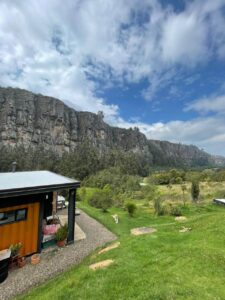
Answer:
[16, 209, 27, 221]
[0, 211, 15, 225]
[0, 208, 28, 226]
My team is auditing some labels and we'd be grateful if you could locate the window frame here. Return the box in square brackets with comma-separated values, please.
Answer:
[0, 208, 28, 226]
[16, 208, 28, 222]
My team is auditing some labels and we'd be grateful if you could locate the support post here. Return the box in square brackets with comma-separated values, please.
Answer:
[67, 189, 76, 244]
[37, 199, 44, 253]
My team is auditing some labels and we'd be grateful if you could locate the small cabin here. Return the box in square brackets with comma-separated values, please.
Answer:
[0, 171, 80, 256]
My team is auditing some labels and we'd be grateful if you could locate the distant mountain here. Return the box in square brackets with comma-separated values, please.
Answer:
[0, 87, 224, 168]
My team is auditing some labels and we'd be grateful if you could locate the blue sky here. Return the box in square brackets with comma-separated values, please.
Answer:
[0, 0, 225, 155]
[104, 59, 225, 124]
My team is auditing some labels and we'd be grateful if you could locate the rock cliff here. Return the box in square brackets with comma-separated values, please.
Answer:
[0, 87, 223, 167]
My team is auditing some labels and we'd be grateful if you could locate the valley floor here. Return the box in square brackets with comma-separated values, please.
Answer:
[18, 202, 225, 300]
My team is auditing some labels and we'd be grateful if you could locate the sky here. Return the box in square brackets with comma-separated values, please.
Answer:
[0, 0, 225, 155]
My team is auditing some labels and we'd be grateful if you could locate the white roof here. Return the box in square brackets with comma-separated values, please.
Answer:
[0, 171, 79, 192]
[214, 198, 225, 204]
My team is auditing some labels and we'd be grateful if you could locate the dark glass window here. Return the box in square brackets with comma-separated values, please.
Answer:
[0, 211, 16, 225]
[16, 209, 27, 221]
[0, 208, 27, 226]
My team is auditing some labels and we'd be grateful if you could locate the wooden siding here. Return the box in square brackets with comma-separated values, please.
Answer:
[0, 202, 40, 256]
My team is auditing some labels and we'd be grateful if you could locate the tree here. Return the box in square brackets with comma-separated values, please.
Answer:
[143, 184, 160, 203]
[191, 181, 200, 203]
[181, 183, 187, 206]
[88, 188, 112, 212]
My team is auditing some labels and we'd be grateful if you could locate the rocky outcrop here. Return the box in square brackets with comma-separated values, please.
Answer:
[0, 87, 150, 154]
[0, 87, 223, 167]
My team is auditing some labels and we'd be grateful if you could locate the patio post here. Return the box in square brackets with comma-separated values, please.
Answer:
[67, 189, 76, 244]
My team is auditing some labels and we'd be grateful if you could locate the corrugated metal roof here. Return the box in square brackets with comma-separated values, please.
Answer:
[0, 171, 80, 197]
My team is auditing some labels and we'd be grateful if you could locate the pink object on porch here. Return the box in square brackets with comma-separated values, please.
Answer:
[42, 224, 60, 235]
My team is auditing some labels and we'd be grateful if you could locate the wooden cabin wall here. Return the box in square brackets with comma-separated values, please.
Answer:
[0, 192, 53, 256]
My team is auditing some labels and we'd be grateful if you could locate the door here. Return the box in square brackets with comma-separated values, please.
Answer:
[0, 202, 40, 256]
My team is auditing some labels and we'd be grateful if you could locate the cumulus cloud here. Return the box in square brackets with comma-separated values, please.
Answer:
[185, 95, 225, 114]
[0, 0, 225, 154]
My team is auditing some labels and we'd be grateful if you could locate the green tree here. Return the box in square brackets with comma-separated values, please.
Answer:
[181, 183, 187, 206]
[88, 188, 112, 212]
[191, 181, 200, 203]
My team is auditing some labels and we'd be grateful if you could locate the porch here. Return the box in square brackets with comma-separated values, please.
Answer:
[0, 171, 80, 256]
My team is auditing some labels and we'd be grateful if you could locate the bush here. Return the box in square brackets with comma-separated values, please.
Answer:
[191, 181, 200, 203]
[125, 201, 137, 217]
[10, 242, 22, 257]
[169, 205, 182, 216]
[153, 198, 165, 216]
[112, 193, 126, 208]
[79, 187, 86, 200]
[131, 190, 145, 200]
[215, 189, 225, 199]
[143, 184, 160, 202]
[76, 192, 81, 202]
[88, 189, 112, 212]
[84, 168, 141, 194]
[55, 224, 68, 241]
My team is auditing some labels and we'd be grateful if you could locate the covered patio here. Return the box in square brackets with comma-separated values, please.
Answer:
[0, 170, 80, 256]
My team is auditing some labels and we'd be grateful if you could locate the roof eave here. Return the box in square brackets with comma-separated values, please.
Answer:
[0, 182, 80, 199]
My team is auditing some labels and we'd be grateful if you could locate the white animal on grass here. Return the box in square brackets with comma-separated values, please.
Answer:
[111, 214, 119, 224]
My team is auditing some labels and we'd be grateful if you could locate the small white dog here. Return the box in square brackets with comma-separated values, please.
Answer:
[111, 214, 119, 224]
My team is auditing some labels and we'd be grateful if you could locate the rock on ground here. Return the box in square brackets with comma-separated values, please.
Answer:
[131, 227, 157, 236]
[175, 216, 187, 222]
[98, 242, 120, 255]
[89, 259, 114, 270]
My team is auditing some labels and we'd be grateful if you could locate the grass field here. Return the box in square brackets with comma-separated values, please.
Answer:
[157, 181, 225, 204]
[19, 189, 225, 300]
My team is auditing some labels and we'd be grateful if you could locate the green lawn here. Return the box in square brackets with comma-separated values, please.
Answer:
[19, 201, 225, 300]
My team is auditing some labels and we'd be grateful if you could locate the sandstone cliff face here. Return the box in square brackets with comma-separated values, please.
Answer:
[0, 87, 149, 154]
[0, 87, 222, 167]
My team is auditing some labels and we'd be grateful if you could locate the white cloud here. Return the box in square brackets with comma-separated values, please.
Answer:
[186, 95, 225, 114]
[0, 0, 225, 155]
[1, 0, 225, 103]
[161, 12, 208, 65]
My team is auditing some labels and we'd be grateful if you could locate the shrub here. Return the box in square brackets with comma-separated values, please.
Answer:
[55, 224, 68, 241]
[88, 189, 112, 212]
[79, 187, 86, 200]
[191, 181, 200, 203]
[10, 242, 22, 257]
[113, 193, 126, 208]
[125, 201, 137, 217]
[153, 198, 164, 216]
[131, 190, 145, 200]
[143, 184, 160, 202]
[169, 205, 182, 216]
[76, 192, 81, 202]
[215, 189, 225, 199]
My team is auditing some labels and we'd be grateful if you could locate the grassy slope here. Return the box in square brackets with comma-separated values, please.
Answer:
[19, 197, 225, 300]
[157, 181, 225, 203]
